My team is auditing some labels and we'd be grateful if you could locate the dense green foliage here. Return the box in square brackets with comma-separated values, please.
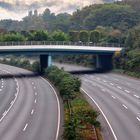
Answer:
[45, 66, 100, 140]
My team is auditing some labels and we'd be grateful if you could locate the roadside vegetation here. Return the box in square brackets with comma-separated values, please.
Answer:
[0, 58, 102, 140]
[45, 66, 102, 140]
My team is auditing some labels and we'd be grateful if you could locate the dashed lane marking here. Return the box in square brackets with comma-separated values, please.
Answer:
[136, 117, 140, 122]
[122, 104, 128, 109]
[23, 123, 28, 131]
[133, 95, 140, 99]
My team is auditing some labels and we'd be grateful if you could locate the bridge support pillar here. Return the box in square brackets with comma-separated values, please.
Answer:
[96, 54, 113, 72]
[40, 54, 52, 74]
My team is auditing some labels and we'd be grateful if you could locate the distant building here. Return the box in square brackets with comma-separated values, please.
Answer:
[28, 11, 33, 17]
[34, 10, 38, 17]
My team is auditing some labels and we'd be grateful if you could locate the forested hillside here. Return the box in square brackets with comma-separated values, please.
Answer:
[0, 0, 140, 77]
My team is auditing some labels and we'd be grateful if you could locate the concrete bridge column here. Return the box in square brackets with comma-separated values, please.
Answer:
[40, 54, 52, 74]
[96, 54, 113, 72]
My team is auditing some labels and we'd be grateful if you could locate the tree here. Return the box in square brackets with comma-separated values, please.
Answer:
[79, 30, 89, 42]
[51, 30, 68, 41]
[90, 30, 100, 43]
[69, 31, 79, 42]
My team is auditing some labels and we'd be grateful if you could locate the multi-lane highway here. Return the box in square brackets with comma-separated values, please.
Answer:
[0, 64, 61, 140]
[56, 63, 140, 140]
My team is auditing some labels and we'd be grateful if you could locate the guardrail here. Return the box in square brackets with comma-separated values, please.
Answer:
[0, 41, 123, 47]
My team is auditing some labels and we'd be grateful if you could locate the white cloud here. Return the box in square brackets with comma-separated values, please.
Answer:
[0, 0, 104, 20]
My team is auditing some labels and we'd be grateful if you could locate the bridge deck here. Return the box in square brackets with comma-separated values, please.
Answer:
[0, 45, 122, 55]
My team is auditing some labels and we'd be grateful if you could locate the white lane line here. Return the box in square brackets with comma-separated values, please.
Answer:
[0, 89, 2, 91]
[41, 77, 61, 140]
[10, 100, 14, 105]
[133, 95, 140, 99]
[34, 86, 36, 89]
[125, 90, 130, 93]
[0, 70, 20, 123]
[81, 88, 118, 140]
[34, 99, 37, 104]
[31, 109, 34, 115]
[117, 86, 122, 89]
[2, 111, 7, 116]
[110, 83, 114, 86]
[103, 80, 107, 83]
[32, 82, 34, 85]
[1, 85, 3, 89]
[112, 96, 116, 99]
[122, 104, 128, 110]
[137, 117, 140, 122]
[35, 92, 38, 96]
[101, 88, 106, 92]
[23, 123, 28, 131]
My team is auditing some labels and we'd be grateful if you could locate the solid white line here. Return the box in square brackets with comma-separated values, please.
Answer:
[2, 111, 7, 116]
[31, 109, 34, 115]
[112, 96, 116, 99]
[125, 90, 130, 93]
[41, 77, 61, 140]
[133, 95, 140, 99]
[23, 123, 28, 131]
[122, 104, 128, 109]
[0, 69, 20, 123]
[136, 117, 140, 122]
[81, 88, 118, 140]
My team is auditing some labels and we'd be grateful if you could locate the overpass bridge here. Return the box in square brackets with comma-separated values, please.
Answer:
[0, 41, 123, 73]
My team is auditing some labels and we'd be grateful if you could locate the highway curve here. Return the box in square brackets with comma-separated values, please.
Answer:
[56, 63, 140, 140]
[0, 64, 61, 140]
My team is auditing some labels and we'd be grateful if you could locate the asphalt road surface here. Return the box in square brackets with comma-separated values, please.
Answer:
[55, 63, 140, 140]
[0, 64, 61, 140]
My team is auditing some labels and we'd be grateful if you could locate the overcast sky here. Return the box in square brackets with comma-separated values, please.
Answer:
[0, 0, 105, 20]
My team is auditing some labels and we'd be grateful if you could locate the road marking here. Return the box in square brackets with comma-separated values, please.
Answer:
[122, 104, 128, 109]
[0, 70, 19, 123]
[125, 90, 130, 93]
[101, 88, 106, 92]
[32, 82, 34, 85]
[31, 109, 34, 115]
[10, 100, 14, 105]
[110, 83, 114, 86]
[136, 117, 140, 122]
[103, 80, 107, 83]
[112, 96, 116, 99]
[23, 123, 28, 131]
[117, 86, 122, 89]
[34, 99, 37, 103]
[133, 95, 140, 99]
[41, 77, 61, 140]
[1, 85, 3, 89]
[34, 86, 36, 89]
[2, 111, 7, 116]
[81, 88, 118, 140]
[35, 92, 38, 96]
[0, 89, 2, 91]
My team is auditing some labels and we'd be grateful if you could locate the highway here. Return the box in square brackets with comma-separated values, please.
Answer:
[56, 63, 140, 140]
[0, 64, 61, 140]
